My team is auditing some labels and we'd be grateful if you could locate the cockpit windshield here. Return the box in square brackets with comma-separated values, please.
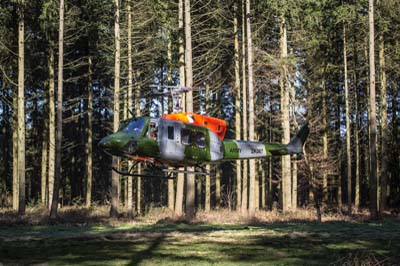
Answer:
[122, 117, 147, 137]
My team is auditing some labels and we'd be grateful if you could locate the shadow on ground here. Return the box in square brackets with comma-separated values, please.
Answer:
[0, 219, 399, 266]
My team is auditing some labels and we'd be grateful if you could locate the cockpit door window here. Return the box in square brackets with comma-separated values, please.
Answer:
[167, 126, 174, 140]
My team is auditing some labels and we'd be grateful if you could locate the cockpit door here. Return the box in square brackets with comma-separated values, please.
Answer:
[159, 119, 185, 161]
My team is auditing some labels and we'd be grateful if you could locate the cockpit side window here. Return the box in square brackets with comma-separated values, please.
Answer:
[195, 132, 206, 148]
[148, 121, 158, 140]
[181, 128, 192, 145]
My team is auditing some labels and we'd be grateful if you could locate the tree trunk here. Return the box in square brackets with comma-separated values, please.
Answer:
[136, 171, 141, 214]
[280, 15, 291, 212]
[12, 71, 18, 211]
[50, 0, 64, 219]
[368, 0, 378, 220]
[110, 0, 120, 218]
[17, 1, 25, 215]
[40, 119, 48, 205]
[167, 29, 175, 212]
[126, 0, 133, 218]
[379, 33, 388, 213]
[85, 55, 93, 208]
[337, 80, 342, 208]
[241, 0, 248, 214]
[196, 177, 201, 210]
[48, 43, 55, 210]
[205, 83, 211, 212]
[246, 0, 256, 216]
[267, 113, 273, 209]
[355, 90, 360, 211]
[261, 161, 266, 209]
[205, 165, 211, 212]
[289, 49, 298, 210]
[234, 0, 241, 211]
[135, 70, 142, 215]
[322, 80, 328, 206]
[292, 157, 297, 209]
[215, 167, 221, 209]
[353, 41, 361, 211]
[184, 0, 195, 219]
[344, 25, 352, 213]
[174, 0, 185, 216]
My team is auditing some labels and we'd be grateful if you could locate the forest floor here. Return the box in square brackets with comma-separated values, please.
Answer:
[0, 207, 399, 266]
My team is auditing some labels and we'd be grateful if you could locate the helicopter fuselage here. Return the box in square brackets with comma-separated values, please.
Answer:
[99, 116, 308, 167]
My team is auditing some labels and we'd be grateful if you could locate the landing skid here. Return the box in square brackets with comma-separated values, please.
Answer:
[112, 161, 214, 179]
[112, 167, 176, 179]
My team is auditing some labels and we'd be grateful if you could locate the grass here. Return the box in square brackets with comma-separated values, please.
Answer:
[0, 208, 399, 265]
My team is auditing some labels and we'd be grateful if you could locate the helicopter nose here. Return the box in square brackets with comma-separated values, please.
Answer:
[99, 136, 113, 150]
[99, 132, 136, 155]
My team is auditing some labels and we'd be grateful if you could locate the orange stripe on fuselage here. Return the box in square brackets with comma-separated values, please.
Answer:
[162, 112, 227, 140]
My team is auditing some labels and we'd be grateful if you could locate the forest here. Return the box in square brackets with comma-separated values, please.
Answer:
[0, 0, 400, 265]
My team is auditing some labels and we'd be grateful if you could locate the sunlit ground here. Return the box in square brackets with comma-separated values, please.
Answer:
[0, 214, 399, 266]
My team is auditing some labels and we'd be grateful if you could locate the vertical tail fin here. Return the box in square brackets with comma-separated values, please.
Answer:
[286, 122, 309, 154]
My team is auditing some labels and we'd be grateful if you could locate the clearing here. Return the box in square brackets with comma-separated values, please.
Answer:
[0, 216, 399, 265]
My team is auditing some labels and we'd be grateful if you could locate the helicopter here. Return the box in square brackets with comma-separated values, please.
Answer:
[99, 86, 309, 179]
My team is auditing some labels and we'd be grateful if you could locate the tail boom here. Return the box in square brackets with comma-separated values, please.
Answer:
[222, 122, 309, 160]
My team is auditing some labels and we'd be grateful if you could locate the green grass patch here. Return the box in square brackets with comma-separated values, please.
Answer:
[0, 219, 399, 265]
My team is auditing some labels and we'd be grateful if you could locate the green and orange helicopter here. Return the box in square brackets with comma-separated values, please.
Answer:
[99, 86, 309, 178]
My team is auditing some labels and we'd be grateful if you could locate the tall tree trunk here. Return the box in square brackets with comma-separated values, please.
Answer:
[336, 81, 342, 208]
[215, 168, 221, 209]
[233, 0, 241, 211]
[174, 0, 185, 216]
[241, 0, 248, 214]
[50, 0, 64, 219]
[110, 0, 120, 218]
[355, 90, 360, 211]
[205, 165, 211, 212]
[184, 0, 195, 219]
[365, 44, 371, 208]
[267, 111, 273, 209]
[167, 30, 175, 212]
[353, 40, 361, 211]
[246, 0, 256, 216]
[205, 83, 211, 212]
[292, 157, 297, 209]
[196, 178, 201, 210]
[379, 33, 388, 213]
[48, 43, 55, 210]
[280, 15, 291, 212]
[344, 25, 352, 213]
[17, 1, 25, 215]
[322, 80, 328, 205]
[261, 161, 266, 209]
[135, 70, 141, 215]
[1, 88, 9, 201]
[85, 55, 93, 208]
[368, 0, 378, 220]
[40, 116, 48, 205]
[13, 75, 18, 211]
[289, 48, 298, 210]
[126, 0, 133, 218]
